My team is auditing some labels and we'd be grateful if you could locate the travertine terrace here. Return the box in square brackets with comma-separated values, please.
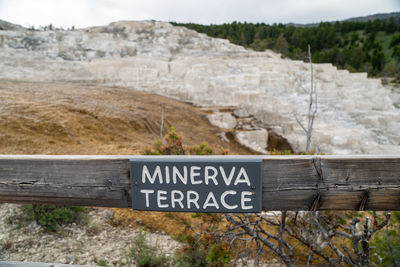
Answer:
[1, 20, 399, 154]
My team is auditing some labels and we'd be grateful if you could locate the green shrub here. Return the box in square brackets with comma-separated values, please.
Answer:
[144, 126, 185, 155]
[206, 243, 232, 266]
[371, 211, 400, 266]
[129, 231, 170, 267]
[189, 142, 213, 155]
[174, 248, 208, 267]
[7, 204, 87, 232]
[145, 126, 224, 156]
[96, 259, 109, 266]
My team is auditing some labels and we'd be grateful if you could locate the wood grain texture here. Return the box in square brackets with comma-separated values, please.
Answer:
[0, 157, 131, 207]
[0, 155, 399, 210]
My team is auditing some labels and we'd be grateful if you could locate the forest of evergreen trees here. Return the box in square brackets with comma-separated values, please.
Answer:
[172, 17, 400, 80]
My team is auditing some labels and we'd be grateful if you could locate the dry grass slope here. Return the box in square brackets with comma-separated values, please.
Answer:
[0, 80, 252, 155]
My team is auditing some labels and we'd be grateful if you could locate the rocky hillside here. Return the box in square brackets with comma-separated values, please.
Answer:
[0, 20, 399, 154]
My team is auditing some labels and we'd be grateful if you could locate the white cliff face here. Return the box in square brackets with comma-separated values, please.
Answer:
[0, 20, 399, 154]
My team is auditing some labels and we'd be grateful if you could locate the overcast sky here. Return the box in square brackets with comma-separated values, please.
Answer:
[0, 0, 399, 29]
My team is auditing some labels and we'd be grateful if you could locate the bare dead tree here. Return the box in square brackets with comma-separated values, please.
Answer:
[294, 44, 317, 153]
[222, 211, 390, 267]
[160, 107, 165, 140]
[159, 106, 168, 145]
[287, 211, 391, 267]
[224, 212, 296, 267]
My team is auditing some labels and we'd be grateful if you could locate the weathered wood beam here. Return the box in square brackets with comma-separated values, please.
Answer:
[0, 155, 399, 211]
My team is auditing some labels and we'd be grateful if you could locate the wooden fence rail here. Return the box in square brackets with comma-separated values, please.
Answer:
[0, 155, 399, 211]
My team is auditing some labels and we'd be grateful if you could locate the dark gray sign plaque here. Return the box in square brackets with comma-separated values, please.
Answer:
[130, 157, 262, 213]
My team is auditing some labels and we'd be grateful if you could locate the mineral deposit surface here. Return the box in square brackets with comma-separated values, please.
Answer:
[1, 20, 399, 154]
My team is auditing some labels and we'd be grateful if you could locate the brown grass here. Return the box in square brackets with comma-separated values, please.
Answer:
[0, 80, 253, 155]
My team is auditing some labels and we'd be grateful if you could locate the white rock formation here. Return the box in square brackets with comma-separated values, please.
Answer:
[233, 108, 251, 118]
[206, 112, 237, 129]
[0, 20, 399, 154]
[235, 130, 269, 154]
